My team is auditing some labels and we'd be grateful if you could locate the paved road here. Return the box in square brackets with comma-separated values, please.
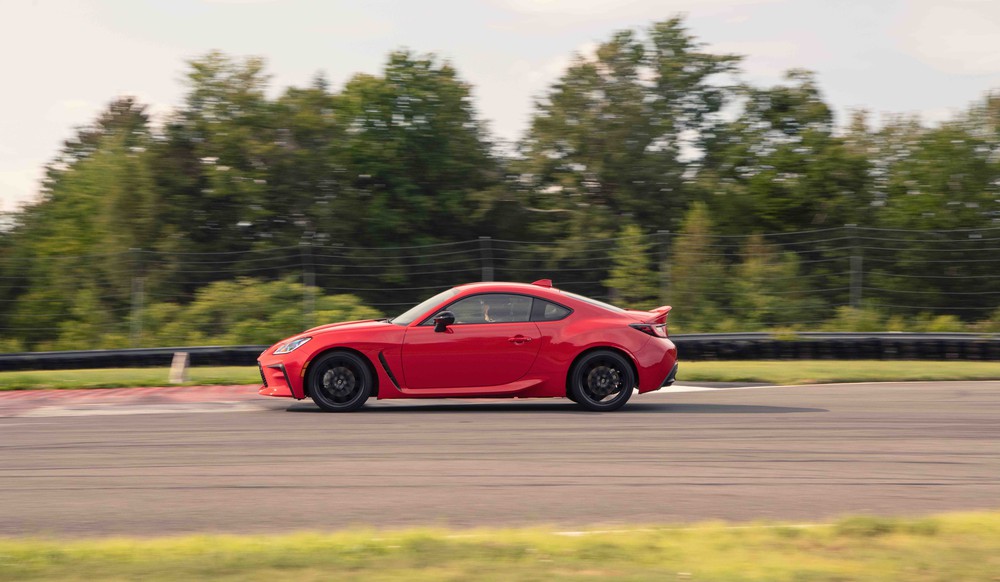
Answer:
[0, 382, 998, 536]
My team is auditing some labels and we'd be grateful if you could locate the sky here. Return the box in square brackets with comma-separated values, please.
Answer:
[1, 0, 998, 212]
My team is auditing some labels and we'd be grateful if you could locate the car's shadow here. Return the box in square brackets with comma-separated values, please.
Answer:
[286, 401, 827, 414]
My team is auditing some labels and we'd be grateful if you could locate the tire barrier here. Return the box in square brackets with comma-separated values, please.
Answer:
[672, 333, 1000, 361]
[0, 333, 998, 372]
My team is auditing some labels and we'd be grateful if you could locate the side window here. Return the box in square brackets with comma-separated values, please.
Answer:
[531, 299, 571, 322]
[441, 294, 534, 324]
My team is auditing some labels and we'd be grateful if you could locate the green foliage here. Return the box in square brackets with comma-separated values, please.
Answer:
[335, 51, 498, 246]
[729, 234, 823, 328]
[136, 278, 382, 348]
[699, 70, 870, 235]
[517, 17, 740, 233]
[668, 202, 726, 332]
[603, 223, 660, 309]
[821, 305, 886, 332]
[0, 19, 998, 350]
[972, 306, 1000, 333]
[909, 313, 966, 333]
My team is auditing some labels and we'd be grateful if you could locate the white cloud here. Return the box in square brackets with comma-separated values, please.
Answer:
[43, 100, 101, 127]
[918, 106, 960, 127]
[500, 0, 776, 16]
[897, 0, 1000, 75]
[0, 166, 44, 213]
[707, 40, 801, 80]
[492, 0, 780, 29]
[199, 0, 280, 4]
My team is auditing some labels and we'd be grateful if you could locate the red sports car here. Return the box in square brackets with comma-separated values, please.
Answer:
[257, 279, 677, 412]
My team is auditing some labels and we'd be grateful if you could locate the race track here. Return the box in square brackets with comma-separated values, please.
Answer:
[1, 381, 998, 536]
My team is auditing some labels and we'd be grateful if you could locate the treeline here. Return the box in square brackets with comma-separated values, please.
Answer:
[1, 17, 999, 350]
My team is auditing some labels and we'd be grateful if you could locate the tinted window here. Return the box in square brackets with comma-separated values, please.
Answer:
[391, 288, 459, 325]
[532, 299, 571, 322]
[437, 293, 533, 324]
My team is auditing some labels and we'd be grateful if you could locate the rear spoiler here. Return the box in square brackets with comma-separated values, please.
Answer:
[624, 305, 672, 324]
[643, 305, 672, 325]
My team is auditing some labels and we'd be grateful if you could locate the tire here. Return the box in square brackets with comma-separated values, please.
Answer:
[307, 351, 373, 412]
[568, 349, 635, 412]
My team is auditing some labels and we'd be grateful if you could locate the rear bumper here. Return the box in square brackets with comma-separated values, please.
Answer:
[660, 362, 679, 387]
[634, 338, 678, 393]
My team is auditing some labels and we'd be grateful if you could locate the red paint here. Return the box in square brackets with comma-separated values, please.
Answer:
[257, 282, 677, 404]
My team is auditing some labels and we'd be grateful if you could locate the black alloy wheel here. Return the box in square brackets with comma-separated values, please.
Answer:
[568, 350, 635, 412]
[308, 351, 373, 412]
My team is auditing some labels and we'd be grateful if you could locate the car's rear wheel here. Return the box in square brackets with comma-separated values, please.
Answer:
[569, 350, 635, 412]
[308, 351, 372, 412]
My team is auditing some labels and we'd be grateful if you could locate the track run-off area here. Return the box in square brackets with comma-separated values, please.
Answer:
[0, 381, 998, 537]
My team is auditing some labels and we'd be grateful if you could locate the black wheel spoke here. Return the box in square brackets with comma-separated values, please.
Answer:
[309, 353, 372, 411]
[583, 361, 624, 402]
[570, 350, 635, 411]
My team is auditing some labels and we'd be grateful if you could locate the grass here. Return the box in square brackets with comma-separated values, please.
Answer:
[680, 360, 1000, 385]
[0, 366, 260, 390]
[3, 360, 1000, 391]
[1, 512, 999, 581]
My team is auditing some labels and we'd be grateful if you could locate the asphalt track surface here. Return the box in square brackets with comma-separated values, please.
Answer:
[0, 381, 998, 537]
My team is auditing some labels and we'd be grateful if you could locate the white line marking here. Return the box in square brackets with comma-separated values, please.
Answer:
[657, 385, 725, 393]
[19, 402, 268, 417]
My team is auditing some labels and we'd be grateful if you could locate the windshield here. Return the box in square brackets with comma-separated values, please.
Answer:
[390, 288, 459, 325]
[561, 291, 625, 313]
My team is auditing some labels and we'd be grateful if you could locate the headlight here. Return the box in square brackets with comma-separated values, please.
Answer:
[274, 337, 312, 354]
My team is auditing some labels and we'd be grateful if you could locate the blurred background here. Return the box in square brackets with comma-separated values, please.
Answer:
[1, 1, 998, 351]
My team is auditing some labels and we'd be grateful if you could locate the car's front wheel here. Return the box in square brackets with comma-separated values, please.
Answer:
[568, 349, 635, 412]
[308, 351, 373, 412]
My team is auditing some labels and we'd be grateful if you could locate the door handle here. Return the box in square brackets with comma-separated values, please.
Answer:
[507, 335, 532, 344]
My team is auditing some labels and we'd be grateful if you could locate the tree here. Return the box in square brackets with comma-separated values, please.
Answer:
[728, 234, 823, 329]
[335, 50, 500, 247]
[603, 223, 660, 309]
[861, 95, 1000, 319]
[517, 17, 741, 235]
[698, 70, 871, 235]
[668, 202, 727, 331]
[2, 98, 157, 346]
[154, 51, 277, 256]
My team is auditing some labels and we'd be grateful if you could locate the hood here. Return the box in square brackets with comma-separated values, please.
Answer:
[302, 318, 389, 335]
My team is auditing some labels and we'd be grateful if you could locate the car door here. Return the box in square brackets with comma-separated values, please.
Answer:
[401, 293, 542, 389]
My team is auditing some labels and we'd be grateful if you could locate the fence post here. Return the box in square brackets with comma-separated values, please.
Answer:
[847, 224, 862, 308]
[657, 230, 671, 305]
[301, 239, 316, 329]
[129, 247, 144, 348]
[479, 236, 494, 282]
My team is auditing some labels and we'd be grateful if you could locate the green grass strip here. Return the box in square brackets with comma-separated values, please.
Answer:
[3, 360, 1000, 391]
[679, 360, 1000, 385]
[1, 512, 999, 581]
[0, 367, 259, 390]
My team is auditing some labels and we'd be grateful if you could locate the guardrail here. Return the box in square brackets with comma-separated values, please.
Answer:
[0, 346, 268, 372]
[1, 332, 998, 372]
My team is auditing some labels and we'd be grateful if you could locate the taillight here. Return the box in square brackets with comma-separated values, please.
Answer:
[629, 323, 668, 338]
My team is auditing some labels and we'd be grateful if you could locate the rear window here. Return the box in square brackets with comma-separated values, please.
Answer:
[531, 299, 571, 322]
[560, 291, 624, 313]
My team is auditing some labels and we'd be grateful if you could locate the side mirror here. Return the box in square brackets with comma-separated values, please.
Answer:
[433, 311, 456, 332]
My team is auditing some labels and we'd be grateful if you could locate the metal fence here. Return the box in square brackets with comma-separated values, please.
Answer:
[3, 333, 998, 371]
[3, 225, 1000, 346]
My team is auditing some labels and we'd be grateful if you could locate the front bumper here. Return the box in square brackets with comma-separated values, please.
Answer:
[257, 351, 306, 399]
